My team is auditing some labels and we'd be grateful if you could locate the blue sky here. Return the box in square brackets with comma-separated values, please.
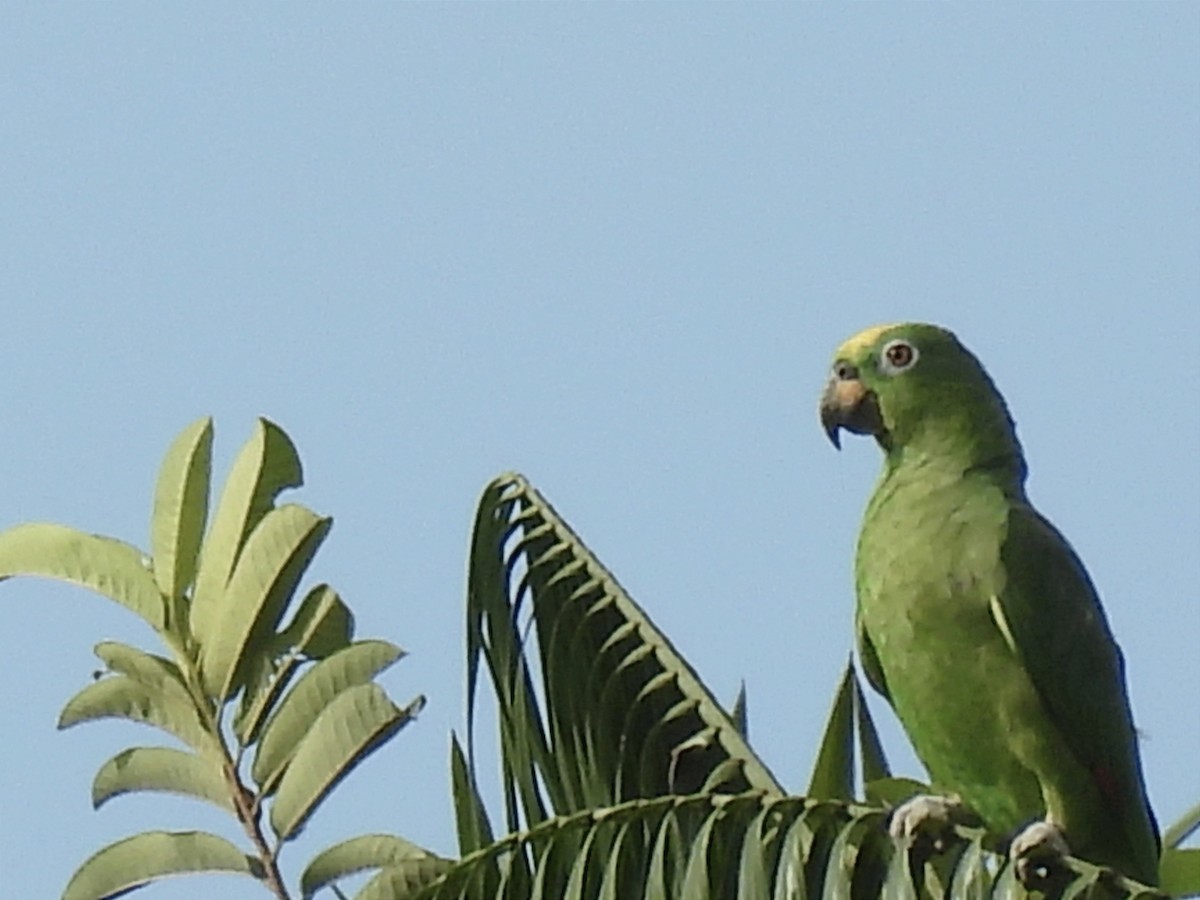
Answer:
[1, 7, 1197, 899]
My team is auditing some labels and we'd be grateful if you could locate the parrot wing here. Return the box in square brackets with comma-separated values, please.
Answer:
[997, 503, 1159, 875]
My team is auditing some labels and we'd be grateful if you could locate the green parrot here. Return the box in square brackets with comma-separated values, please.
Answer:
[819, 322, 1159, 885]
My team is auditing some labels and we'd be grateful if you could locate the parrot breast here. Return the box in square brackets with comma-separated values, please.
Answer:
[856, 471, 1057, 832]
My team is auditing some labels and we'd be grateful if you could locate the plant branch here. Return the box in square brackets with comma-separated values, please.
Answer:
[225, 756, 290, 900]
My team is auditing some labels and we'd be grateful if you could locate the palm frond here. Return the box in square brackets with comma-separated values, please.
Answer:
[406, 792, 1160, 900]
[462, 474, 782, 847]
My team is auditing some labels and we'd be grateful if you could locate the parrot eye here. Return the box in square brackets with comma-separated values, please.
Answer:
[880, 339, 918, 375]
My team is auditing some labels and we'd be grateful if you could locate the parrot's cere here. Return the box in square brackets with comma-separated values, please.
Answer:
[822, 323, 1159, 885]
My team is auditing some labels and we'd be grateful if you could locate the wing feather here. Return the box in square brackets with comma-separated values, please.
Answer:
[998, 504, 1159, 874]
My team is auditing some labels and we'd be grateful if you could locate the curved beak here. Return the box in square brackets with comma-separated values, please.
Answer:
[820, 373, 885, 449]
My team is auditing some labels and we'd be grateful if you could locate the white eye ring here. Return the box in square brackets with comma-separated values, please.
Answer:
[880, 339, 919, 375]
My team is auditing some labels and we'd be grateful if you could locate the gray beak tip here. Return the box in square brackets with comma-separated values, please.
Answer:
[823, 421, 842, 450]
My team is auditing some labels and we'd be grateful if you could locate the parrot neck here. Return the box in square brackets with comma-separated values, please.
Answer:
[882, 412, 1028, 494]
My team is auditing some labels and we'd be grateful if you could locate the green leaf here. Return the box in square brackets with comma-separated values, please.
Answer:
[571, 817, 615, 900]
[190, 418, 302, 656]
[1164, 799, 1200, 850]
[232, 647, 295, 748]
[770, 805, 811, 900]
[62, 830, 259, 900]
[1160, 847, 1200, 898]
[646, 804, 684, 900]
[880, 834, 919, 900]
[451, 731, 494, 855]
[270, 683, 424, 841]
[252, 639, 405, 792]
[233, 586, 355, 748]
[679, 806, 719, 899]
[598, 818, 637, 900]
[281, 583, 355, 660]
[59, 674, 214, 754]
[864, 777, 927, 809]
[807, 660, 855, 801]
[531, 823, 582, 900]
[355, 856, 465, 900]
[729, 682, 748, 740]
[945, 833, 990, 898]
[822, 811, 888, 900]
[151, 416, 213, 607]
[851, 668, 890, 784]
[199, 503, 331, 700]
[736, 805, 776, 900]
[300, 834, 450, 899]
[1060, 867, 1101, 900]
[0, 524, 164, 630]
[92, 747, 233, 812]
[86, 642, 216, 752]
[93, 641, 187, 690]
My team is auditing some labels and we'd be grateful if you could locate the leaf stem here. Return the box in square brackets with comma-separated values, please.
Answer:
[225, 757, 290, 900]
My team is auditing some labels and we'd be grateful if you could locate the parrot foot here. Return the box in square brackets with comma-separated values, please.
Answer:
[1009, 819, 1071, 887]
[888, 794, 967, 854]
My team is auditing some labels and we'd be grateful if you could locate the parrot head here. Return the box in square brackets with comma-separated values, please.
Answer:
[820, 323, 1024, 473]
